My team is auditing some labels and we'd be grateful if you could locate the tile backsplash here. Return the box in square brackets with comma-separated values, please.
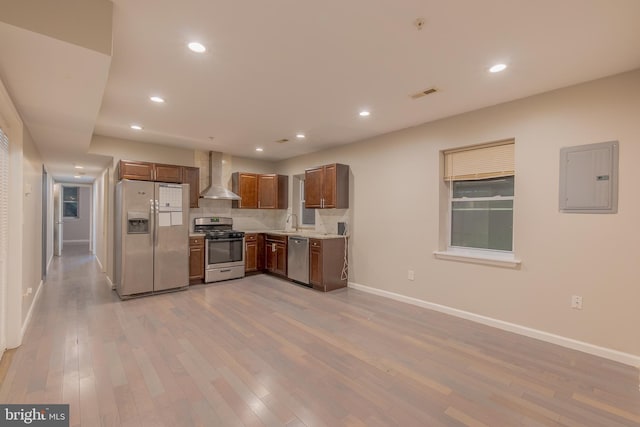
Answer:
[189, 199, 287, 231]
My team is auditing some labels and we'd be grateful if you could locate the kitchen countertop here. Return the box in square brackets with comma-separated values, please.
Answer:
[240, 230, 347, 240]
[190, 230, 347, 239]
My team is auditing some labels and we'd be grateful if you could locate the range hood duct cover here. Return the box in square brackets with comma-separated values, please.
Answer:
[199, 151, 241, 200]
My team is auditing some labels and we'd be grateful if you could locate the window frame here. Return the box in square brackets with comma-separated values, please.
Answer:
[447, 176, 515, 257]
[62, 186, 80, 219]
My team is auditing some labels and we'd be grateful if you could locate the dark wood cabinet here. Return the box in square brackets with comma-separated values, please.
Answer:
[117, 160, 154, 181]
[117, 161, 200, 209]
[265, 234, 287, 277]
[304, 163, 349, 209]
[309, 238, 347, 292]
[189, 237, 205, 284]
[232, 173, 258, 208]
[258, 174, 288, 209]
[154, 163, 183, 183]
[181, 166, 200, 208]
[232, 172, 288, 209]
[245, 233, 265, 274]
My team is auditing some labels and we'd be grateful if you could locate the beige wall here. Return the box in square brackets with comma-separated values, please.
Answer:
[21, 126, 43, 323]
[93, 169, 108, 272]
[276, 70, 640, 357]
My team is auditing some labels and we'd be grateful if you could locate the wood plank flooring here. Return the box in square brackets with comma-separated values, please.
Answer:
[1, 244, 639, 426]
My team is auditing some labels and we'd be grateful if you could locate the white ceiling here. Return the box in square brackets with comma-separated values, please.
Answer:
[2, 0, 640, 182]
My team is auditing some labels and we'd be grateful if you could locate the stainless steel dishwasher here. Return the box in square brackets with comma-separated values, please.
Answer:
[287, 236, 309, 285]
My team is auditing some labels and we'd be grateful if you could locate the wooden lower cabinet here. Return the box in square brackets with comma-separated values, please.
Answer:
[245, 233, 265, 274]
[309, 238, 347, 292]
[189, 237, 205, 284]
[265, 234, 287, 277]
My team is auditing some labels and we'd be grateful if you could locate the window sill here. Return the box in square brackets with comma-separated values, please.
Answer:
[433, 250, 521, 269]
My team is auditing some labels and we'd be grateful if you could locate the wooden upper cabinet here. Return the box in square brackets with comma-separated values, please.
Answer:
[258, 174, 288, 209]
[118, 160, 154, 181]
[182, 166, 200, 208]
[304, 163, 349, 209]
[232, 172, 287, 209]
[154, 163, 182, 183]
[304, 167, 323, 208]
[232, 173, 258, 208]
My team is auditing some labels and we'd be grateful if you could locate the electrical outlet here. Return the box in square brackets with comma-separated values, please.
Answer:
[571, 295, 583, 310]
[408, 270, 415, 281]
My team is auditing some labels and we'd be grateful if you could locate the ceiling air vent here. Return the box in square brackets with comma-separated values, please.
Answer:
[410, 87, 438, 99]
[276, 138, 289, 143]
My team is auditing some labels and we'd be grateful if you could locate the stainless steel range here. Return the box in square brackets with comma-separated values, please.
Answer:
[194, 217, 245, 283]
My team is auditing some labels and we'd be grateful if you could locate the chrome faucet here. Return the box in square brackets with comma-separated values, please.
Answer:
[286, 213, 299, 231]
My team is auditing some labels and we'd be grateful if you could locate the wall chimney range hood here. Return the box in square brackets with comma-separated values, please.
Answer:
[200, 151, 241, 200]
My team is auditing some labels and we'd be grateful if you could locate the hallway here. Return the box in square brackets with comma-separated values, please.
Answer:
[1, 250, 640, 426]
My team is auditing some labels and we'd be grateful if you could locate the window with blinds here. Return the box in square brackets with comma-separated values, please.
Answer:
[443, 140, 515, 253]
[0, 128, 8, 333]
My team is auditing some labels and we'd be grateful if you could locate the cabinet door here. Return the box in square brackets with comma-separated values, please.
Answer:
[304, 167, 323, 208]
[182, 166, 200, 208]
[275, 243, 287, 276]
[309, 240, 322, 287]
[155, 163, 183, 183]
[322, 164, 337, 208]
[257, 234, 265, 271]
[258, 174, 277, 209]
[265, 241, 276, 272]
[233, 173, 258, 208]
[119, 160, 154, 181]
[245, 240, 257, 272]
[189, 245, 204, 282]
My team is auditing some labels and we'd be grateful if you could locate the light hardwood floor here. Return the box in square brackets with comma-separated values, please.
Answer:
[1, 245, 639, 426]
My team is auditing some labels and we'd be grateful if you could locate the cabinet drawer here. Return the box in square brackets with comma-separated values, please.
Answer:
[189, 237, 204, 247]
[309, 239, 322, 249]
[265, 234, 287, 243]
[245, 233, 258, 242]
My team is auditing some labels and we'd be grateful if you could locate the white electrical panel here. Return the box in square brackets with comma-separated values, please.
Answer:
[559, 141, 618, 213]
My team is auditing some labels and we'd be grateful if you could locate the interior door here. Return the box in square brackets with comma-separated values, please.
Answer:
[53, 183, 63, 256]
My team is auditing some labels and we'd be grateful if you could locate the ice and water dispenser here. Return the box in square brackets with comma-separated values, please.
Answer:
[127, 211, 149, 234]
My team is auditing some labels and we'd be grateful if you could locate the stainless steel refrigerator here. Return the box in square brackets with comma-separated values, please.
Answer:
[114, 179, 189, 298]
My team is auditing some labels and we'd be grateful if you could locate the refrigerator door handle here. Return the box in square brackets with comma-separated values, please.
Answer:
[154, 199, 159, 244]
[150, 198, 155, 244]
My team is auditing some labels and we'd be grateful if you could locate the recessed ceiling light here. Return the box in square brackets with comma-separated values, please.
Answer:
[489, 63, 507, 73]
[296, 133, 305, 139]
[255, 147, 264, 152]
[130, 124, 143, 130]
[359, 111, 371, 117]
[74, 165, 84, 169]
[188, 42, 206, 53]
[150, 96, 165, 103]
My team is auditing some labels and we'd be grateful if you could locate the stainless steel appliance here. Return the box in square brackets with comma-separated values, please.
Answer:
[287, 236, 309, 285]
[114, 180, 189, 298]
[193, 217, 245, 283]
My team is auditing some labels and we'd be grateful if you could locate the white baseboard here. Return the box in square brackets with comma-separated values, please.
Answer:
[95, 256, 104, 272]
[348, 282, 640, 368]
[63, 240, 90, 244]
[21, 280, 43, 341]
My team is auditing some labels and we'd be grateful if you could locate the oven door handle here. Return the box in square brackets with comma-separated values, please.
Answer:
[207, 238, 244, 243]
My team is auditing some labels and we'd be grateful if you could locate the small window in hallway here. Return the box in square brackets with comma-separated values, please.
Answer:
[63, 186, 79, 218]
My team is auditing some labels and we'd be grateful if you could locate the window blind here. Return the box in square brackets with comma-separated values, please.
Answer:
[0, 128, 8, 319]
[443, 140, 514, 181]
